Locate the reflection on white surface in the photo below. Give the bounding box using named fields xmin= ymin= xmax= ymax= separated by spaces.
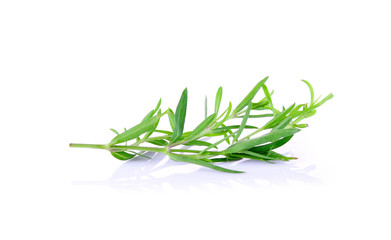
xmin=73 ymin=152 xmax=322 ymax=192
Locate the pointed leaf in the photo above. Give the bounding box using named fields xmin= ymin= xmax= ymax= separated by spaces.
xmin=262 ymin=84 xmax=275 ymax=113
xmin=110 ymin=116 xmax=159 ymax=145
xmin=272 ymin=117 xmax=293 ymax=130
xmin=167 ymin=108 xmax=175 ymax=131
xmin=216 ymin=101 xmax=231 ymax=120
xmin=215 ymin=101 xmax=232 ymax=128
xmin=233 ymin=76 xmax=268 ymax=114
xmin=262 ymin=103 xmax=296 ymax=129
xmin=210 ymin=156 xmax=243 ymax=162
xmin=184 ymin=140 xmax=216 ymax=148
xmin=184 ymin=113 xmax=216 ymax=141
xmin=200 ymin=130 xmax=238 ymax=154
xmin=153 ymin=98 xmax=162 ymax=115
xmin=141 ymin=110 xmax=154 ymax=122
xmin=248 ymin=135 xmax=293 ymax=153
xmin=233 ymin=102 xmax=252 ymax=143
xmin=110 ymin=128 xmax=119 ymax=135
xmin=153 ymin=129 xmax=173 ymax=135
xmin=111 ymin=151 xmax=135 ymax=160
xmin=224 ymin=128 xmax=300 ymax=154
xmin=146 ymin=139 xmax=168 ymax=146
xmin=313 ymin=93 xmax=333 ymax=108
xmin=215 ymin=87 xmax=223 ymax=114
xmin=171 ymin=88 xmax=188 ymax=143
xmin=302 ymin=80 xmax=314 ymax=105
xmin=213 ymin=125 xmax=257 ymax=132
xmin=237 ymin=114 xmax=274 ymax=118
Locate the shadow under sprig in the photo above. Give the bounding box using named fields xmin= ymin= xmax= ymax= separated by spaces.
xmin=73 ymin=152 xmax=322 ymax=192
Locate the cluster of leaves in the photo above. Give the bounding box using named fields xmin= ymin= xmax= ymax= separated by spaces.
xmin=70 ymin=77 xmax=333 ymax=173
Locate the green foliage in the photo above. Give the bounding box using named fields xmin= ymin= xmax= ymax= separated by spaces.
xmin=70 ymin=78 xmax=333 ymax=173
xmin=170 ymin=88 xmax=188 ymax=143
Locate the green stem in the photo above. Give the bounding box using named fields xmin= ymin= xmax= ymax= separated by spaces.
xmin=70 ymin=143 xmax=166 ymax=153
xmin=110 ymin=145 xmax=166 ymax=153
xmin=69 ymin=143 xmax=108 ymax=150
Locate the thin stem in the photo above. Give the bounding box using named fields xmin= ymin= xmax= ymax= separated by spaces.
xmin=69 ymin=143 xmax=108 ymax=150
xmin=110 ymin=145 xmax=166 ymax=153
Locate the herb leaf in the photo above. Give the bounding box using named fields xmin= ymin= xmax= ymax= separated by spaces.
xmin=224 ymin=128 xmax=300 ymax=154
xmin=233 ymin=76 xmax=268 ymax=114
xmin=184 ymin=113 xmax=216 ymax=142
xmin=111 ymin=151 xmax=135 ymax=160
xmin=215 ymin=86 xmax=223 ymax=114
xmin=170 ymin=88 xmax=188 ymax=143
xmin=110 ymin=116 xmax=159 ymax=145
xmin=233 ymin=102 xmax=252 ymax=143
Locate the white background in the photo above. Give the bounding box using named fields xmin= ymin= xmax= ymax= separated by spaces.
xmin=1 ymin=0 xmax=390 ymax=239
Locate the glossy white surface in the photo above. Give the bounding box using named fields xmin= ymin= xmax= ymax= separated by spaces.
xmin=1 ymin=0 xmax=390 ymax=239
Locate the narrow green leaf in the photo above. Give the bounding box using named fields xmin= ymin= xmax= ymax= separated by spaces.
xmin=153 ymin=98 xmax=162 ymax=115
xmin=110 ymin=116 xmax=159 ymax=145
xmin=111 ymin=151 xmax=135 ymax=160
xmin=184 ymin=113 xmax=216 ymax=141
xmin=231 ymin=151 xmax=293 ymax=161
xmin=241 ymin=151 xmax=293 ymax=161
xmin=210 ymin=156 xmax=243 ymax=162
xmin=262 ymin=84 xmax=275 ymax=113
xmin=233 ymin=102 xmax=252 ymax=143
xmin=229 ymin=153 xmax=270 ymax=162
xmin=248 ymin=136 xmax=293 ymax=153
xmin=146 ymin=139 xmax=168 ymax=146
xmin=224 ymin=128 xmax=300 ymax=154
xmin=168 ymin=153 xmax=244 ymax=173
xmin=215 ymin=101 xmax=232 ymax=128
xmin=313 ymin=93 xmax=333 ymax=108
xmin=184 ymin=140 xmax=216 ymax=148
xmin=289 ymin=104 xmax=306 ymax=117
xmin=171 ymin=88 xmax=188 ymax=143
xmin=302 ymin=80 xmax=314 ymax=105
xmin=204 ymin=131 xmax=230 ymax=137
xmin=233 ymin=76 xmax=268 ymax=114
xmin=272 ymin=117 xmax=293 ymax=130
xmin=200 ymin=130 xmax=238 ymax=154
xmin=213 ymin=125 xmax=257 ymax=132
xmin=215 ymin=86 xmax=223 ymax=114
xmin=237 ymin=114 xmax=274 ymax=118
xmin=142 ymin=110 xmax=154 ymax=122
xmin=167 ymin=108 xmax=175 ymax=131
xmin=153 ymin=129 xmax=173 ymax=135
xmin=292 ymin=124 xmax=308 ymax=128
xmin=262 ymin=103 xmax=296 ymax=129
xmin=110 ymin=128 xmax=119 ymax=135
xmin=292 ymin=93 xmax=333 ymax=119
xmin=241 ymin=151 xmax=277 ymax=160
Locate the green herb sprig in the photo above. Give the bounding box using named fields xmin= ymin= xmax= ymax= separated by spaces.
xmin=70 ymin=77 xmax=333 ymax=173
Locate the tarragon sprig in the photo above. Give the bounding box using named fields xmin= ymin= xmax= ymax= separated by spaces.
xmin=70 ymin=77 xmax=333 ymax=173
